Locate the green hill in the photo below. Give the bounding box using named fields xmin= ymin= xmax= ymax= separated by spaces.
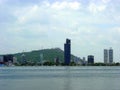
xmin=13 ymin=48 xmax=76 ymax=63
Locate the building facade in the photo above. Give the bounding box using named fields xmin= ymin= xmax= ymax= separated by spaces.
xmin=88 ymin=55 xmax=94 ymax=64
xmin=104 ymin=48 xmax=113 ymax=64
xmin=109 ymin=48 xmax=113 ymax=64
xmin=104 ymin=49 xmax=108 ymax=64
xmin=64 ymin=39 xmax=71 ymax=65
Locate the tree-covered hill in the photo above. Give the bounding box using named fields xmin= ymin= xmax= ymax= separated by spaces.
xmin=13 ymin=48 xmax=76 ymax=63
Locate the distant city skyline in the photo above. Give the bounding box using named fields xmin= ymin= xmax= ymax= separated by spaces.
xmin=0 ymin=0 xmax=120 ymax=62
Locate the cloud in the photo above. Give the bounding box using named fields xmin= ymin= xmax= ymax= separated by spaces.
xmin=50 ymin=1 xmax=81 ymax=10
xmin=115 ymin=27 xmax=120 ymax=33
xmin=13 ymin=1 xmax=81 ymax=24
xmin=88 ymin=2 xmax=106 ymax=14
xmin=102 ymin=0 xmax=111 ymax=3
xmin=14 ymin=5 xmax=39 ymax=23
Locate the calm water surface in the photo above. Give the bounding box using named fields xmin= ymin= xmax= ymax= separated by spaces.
xmin=0 ymin=66 xmax=120 ymax=90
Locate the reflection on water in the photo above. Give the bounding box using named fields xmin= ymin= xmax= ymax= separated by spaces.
xmin=64 ymin=67 xmax=71 ymax=90
xmin=0 ymin=66 xmax=120 ymax=90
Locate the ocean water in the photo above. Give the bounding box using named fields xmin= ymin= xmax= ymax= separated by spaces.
xmin=0 ymin=66 xmax=120 ymax=90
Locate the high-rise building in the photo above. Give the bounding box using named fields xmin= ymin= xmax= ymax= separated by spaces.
xmin=104 ymin=49 xmax=108 ymax=64
xmin=103 ymin=48 xmax=113 ymax=64
xmin=109 ymin=48 xmax=113 ymax=64
xmin=64 ymin=39 xmax=71 ymax=65
xmin=88 ymin=55 xmax=94 ymax=64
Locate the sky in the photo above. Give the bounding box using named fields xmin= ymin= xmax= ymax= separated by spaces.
xmin=0 ymin=0 xmax=120 ymax=62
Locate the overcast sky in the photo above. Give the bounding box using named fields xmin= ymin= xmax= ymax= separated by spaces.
xmin=0 ymin=0 xmax=120 ymax=62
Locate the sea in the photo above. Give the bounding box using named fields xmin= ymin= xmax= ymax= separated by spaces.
xmin=0 ymin=66 xmax=120 ymax=90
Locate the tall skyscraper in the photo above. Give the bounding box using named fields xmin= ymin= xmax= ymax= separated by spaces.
xmin=64 ymin=39 xmax=71 ymax=65
xmin=109 ymin=48 xmax=113 ymax=64
xmin=87 ymin=55 xmax=94 ymax=64
xmin=104 ymin=49 xmax=108 ymax=64
xmin=103 ymin=48 xmax=113 ymax=64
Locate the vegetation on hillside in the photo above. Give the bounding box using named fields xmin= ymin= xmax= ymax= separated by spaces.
xmin=13 ymin=48 xmax=76 ymax=63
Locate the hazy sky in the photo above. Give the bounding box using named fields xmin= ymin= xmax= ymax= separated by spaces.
xmin=0 ymin=0 xmax=120 ymax=62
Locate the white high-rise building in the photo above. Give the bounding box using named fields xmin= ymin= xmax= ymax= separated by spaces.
xmin=104 ymin=49 xmax=108 ymax=64
xmin=109 ymin=48 xmax=113 ymax=64
xmin=104 ymin=48 xmax=113 ymax=64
